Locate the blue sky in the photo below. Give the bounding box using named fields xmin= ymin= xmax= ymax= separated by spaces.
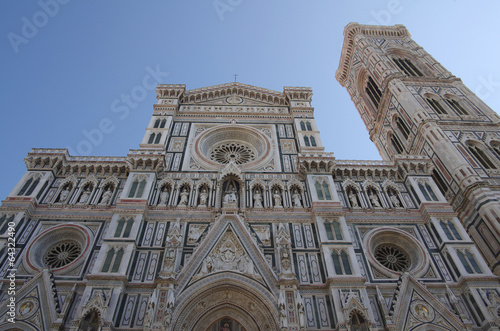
xmin=1 ymin=1 xmax=499 ymax=200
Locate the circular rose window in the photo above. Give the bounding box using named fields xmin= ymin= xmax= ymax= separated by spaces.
xmin=44 ymin=241 xmax=82 ymax=269
xmin=210 ymin=142 xmax=256 ymax=165
xmin=24 ymin=224 xmax=92 ymax=274
xmin=191 ymin=125 xmax=273 ymax=170
xmin=363 ymin=227 xmax=429 ymax=278
xmin=374 ymin=244 xmax=410 ymax=272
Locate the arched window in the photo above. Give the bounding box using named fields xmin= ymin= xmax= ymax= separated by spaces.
xmin=395 ymin=117 xmax=411 ymax=140
xmin=332 ymin=250 xmax=352 ymax=275
xmin=18 ymin=176 xmax=40 ymax=196
xmin=490 ymin=141 xmax=500 ymax=159
xmin=350 ymin=311 xmax=369 ymax=331
xmin=154 ymin=133 xmax=162 ymax=144
xmin=467 ymin=143 xmax=496 ymax=169
xmin=310 ymin=136 xmax=317 ymax=147
xmin=300 ymin=121 xmax=306 ymax=131
xmin=440 ymin=220 xmax=462 ymax=240
xmin=315 ymin=181 xmax=332 ymax=200
xmin=154 ymin=119 xmax=161 ymax=128
xmin=128 ymin=178 xmax=147 ymax=198
xmin=365 ymin=76 xmax=382 ymax=109
xmin=426 ymin=98 xmax=447 ymax=115
xmin=457 ymin=250 xmax=482 ymax=274
xmin=26 ymin=178 xmax=40 ymax=196
xmin=18 ymin=178 xmax=33 ymax=196
xmin=392 ymin=57 xmax=423 ymax=77
xmin=304 ymin=136 xmax=310 ymax=147
xmin=390 ymin=133 xmax=404 ymax=154
xmin=148 ymin=133 xmax=155 ymax=144
xmin=425 ymin=183 xmax=438 ymax=201
xmin=446 ymin=99 xmax=468 ymax=115
xmin=432 ymin=170 xmax=448 ymax=196
xmin=114 ymin=218 xmax=134 ymax=238
xmin=325 ymin=220 xmax=343 ymax=240
xmin=101 ymin=247 xmax=124 ymax=273
xmin=160 ymin=118 xmax=166 ymax=128
xmin=79 ymin=310 xmax=100 ymax=331
xmin=306 ymin=122 xmax=312 ymax=131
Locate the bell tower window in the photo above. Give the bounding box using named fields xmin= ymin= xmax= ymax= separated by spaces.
xmin=426 ymin=98 xmax=447 ymax=115
xmin=392 ymin=58 xmax=423 ymax=77
xmin=446 ymin=99 xmax=468 ymax=115
xmin=366 ymin=76 xmax=382 ymax=109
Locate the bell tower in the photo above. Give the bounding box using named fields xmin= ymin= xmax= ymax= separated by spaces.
xmin=337 ymin=23 xmax=500 ymax=275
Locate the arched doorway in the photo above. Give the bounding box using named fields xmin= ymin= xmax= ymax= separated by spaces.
xmin=172 ymin=276 xmax=278 ymax=331
xmin=207 ymin=317 xmax=246 ymax=331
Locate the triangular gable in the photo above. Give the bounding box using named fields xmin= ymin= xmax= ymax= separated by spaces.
xmin=388 ymin=273 xmax=465 ymax=331
xmin=0 ymin=269 xmax=62 ymax=330
xmin=175 ymin=214 xmax=278 ymax=295
xmin=180 ymin=82 xmax=288 ymax=107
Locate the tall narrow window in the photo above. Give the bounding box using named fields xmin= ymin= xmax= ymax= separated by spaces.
xmin=322 ymin=182 xmax=331 ymax=200
xmin=25 ymin=178 xmax=40 ymax=196
xmin=136 ymin=180 xmax=146 ymax=198
xmin=426 ymin=98 xmax=447 ymax=115
xmin=18 ymin=178 xmax=33 ymax=196
xmin=310 ymin=136 xmax=317 ymax=147
xmin=418 ymin=183 xmax=431 ymax=201
xmin=306 ymin=122 xmax=312 ymax=131
xmin=128 ymin=180 xmax=138 ymax=198
xmin=304 ymin=136 xmax=310 ymax=147
xmin=425 ymin=183 xmax=438 ymax=201
xmin=315 ymin=182 xmax=324 ymax=200
xmin=491 ymin=142 xmax=500 ymax=159
xmin=101 ymin=249 xmax=114 ymax=272
xmin=340 ymin=251 xmax=352 ymax=275
xmin=315 ymin=181 xmax=331 ymax=201
xmin=332 ymin=250 xmax=352 ymax=275
xmin=393 ymin=58 xmax=423 ymax=77
xmin=114 ymin=218 xmax=125 ymax=237
xmin=123 ymin=219 xmax=134 ymax=237
xmin=432 ymin=170 xmax=448 ymax=196
xmin=300 ymin=121 xmax=306 ymax=131
xmin=391 ymin=133 xmax=404 ymax=154
xmin=154 ymin=133 xmax=162 ymax=144
xmin=366 ymin=76 xmax=382 ymax=109
xmin=446 ymin=99 xmax=468 ymax=115
xmin=457 ymin=250 xmax=482 ymax=274
xmin=325 ymin=220 xmax=343 ymax=240
xmin=154 ymin=119 xmax=161 ymax=128
xmin=148 ymin=133 xmax=155 ymax=144
xmin=111 ymin=248 xmax=124 ymax=272
xmin=332 ymin=221 xmax=343 ymax=240
xmin=325 ymin=221 xmax=334 ymax=240
xmin=465 ymin=251 xmax=482 ymax=273
xmin=468 ymin=144 xmax=496 ymax=169
xmin=396 ymin=117 xmax=411 ymax=140
xmin=160 ymin=119 xmax=166 ymax=128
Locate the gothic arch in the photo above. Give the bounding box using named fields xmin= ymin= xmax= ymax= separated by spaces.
xmin=195 ymin=177 xmax=213 ymax=190
xmin=177 ymin=177 xmax=194 ymax=189
xmin=249 ymin=178 xmax=266 ymax=191
xmin=158 ymin=177 xmax=175 ymax=190
xmin=172 ymin=277 xmax=278 ymax=331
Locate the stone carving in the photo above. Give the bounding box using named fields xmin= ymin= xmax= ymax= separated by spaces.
xmin=198 ymin=188 xmax=208 ymax=207
xmin=187 ymin=224 xmax=207 ymax=245
xmin=196 ymin=231 xmax=258 ymax=278
xmin=223 ymin=183 xmax=238 ymax=206
xmin=276 ymin=224 xmax=294 ymax=277
xmin=99 ymin=188 xmax=112 ymax=205
xmin=368 ymin=189 xmax=381 ymax=207
xmin=58 ymin=185 xmax=71 ymax=203
xmin=296 ymin=291 xmax=306 ymax=330
xmin=253 ymin=188 xmax=263 ymax=208
xmin=78 ymin=187 xmax=91 ymax=204
xmin=252 ymin=225 xmax=271 ymax=246
xmin=278 ymin=291 xmax=288 ymax=330
xmin=158 ymin=189 xmax=169 ymax=206
xmin=292 ymin=189 xmax=302 ymax=207
xmin=348 ymin=190 xmax=358 ymax=208
xmin=273 ymin=189 xmax=282 ymax=208
xmin=389 ymin=190 xmax=401 ymax=207
xmin=178 ymin=188 xmax=189 ymax=206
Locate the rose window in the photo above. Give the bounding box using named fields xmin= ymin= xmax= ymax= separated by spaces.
xmin=374 ymin=244 xmax=410 ymax=272
xmin=210 ymin=143 xmax=256 ymax=165
xmin=44 ymin=241 xmax=82 ymax=268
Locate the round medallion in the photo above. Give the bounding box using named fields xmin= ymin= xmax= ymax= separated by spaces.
xmin=374 ymin=244 xmax=410 ymax=272
xmin=410 ymin=300 xmax=434 ymax=322
xmin=17 ymin=297 xmax=39 ymax=320
xmin=226 ymin=96 xmax=243 ymax=104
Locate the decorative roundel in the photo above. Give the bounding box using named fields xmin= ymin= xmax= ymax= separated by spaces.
xmin=192 ymin=125 xmax=273 ymax=170
xmin=24 ymin=224 xmax=92 ymax=274
xmin=44 ymin=241 xmax=82 ymax=269
xmin=16 ymin=297 xmax=39 ymax=320
xmin=374 ymin=244 xmax=410 ymax=272
xmin=363 ymin=227 xmax=429 ymax=278
xmin=210 ymin=142 xmax=256 ymax=165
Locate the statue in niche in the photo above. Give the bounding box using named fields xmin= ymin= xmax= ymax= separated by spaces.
xmin=58 ymin=185 xmax=71 ymax=203
xmin=78 ymin=186 xmax=91 ymax=204
xmin=292 ymin=188 xmax=302 ymax=207
xmin=99 ymin=187 xmax=112 ymax=205
xmin=198 ymin=187 xmax=208 ymax=207
xmin=178 ymin=187 xmax=189 ymax=206
xmin=348 ymin=189 xmax=358 ymax=208
xmin=223 ymin=182 xmax=238 ymax=205
xmin=388 ymin=189 xmax=401 ymax=207
xmin=273 ymin=189 xmax=282 ymax=207
xmin=158 ymin=187 xmax=169 ymax=206
xmin=253 ymin=188 xmax=263 ymax=208
xmin=368 ymin=189 xmax=381 ymax=207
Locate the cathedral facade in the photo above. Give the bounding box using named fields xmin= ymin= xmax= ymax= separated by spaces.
xmin=1 ymin=23 xmax=500 ymax=331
